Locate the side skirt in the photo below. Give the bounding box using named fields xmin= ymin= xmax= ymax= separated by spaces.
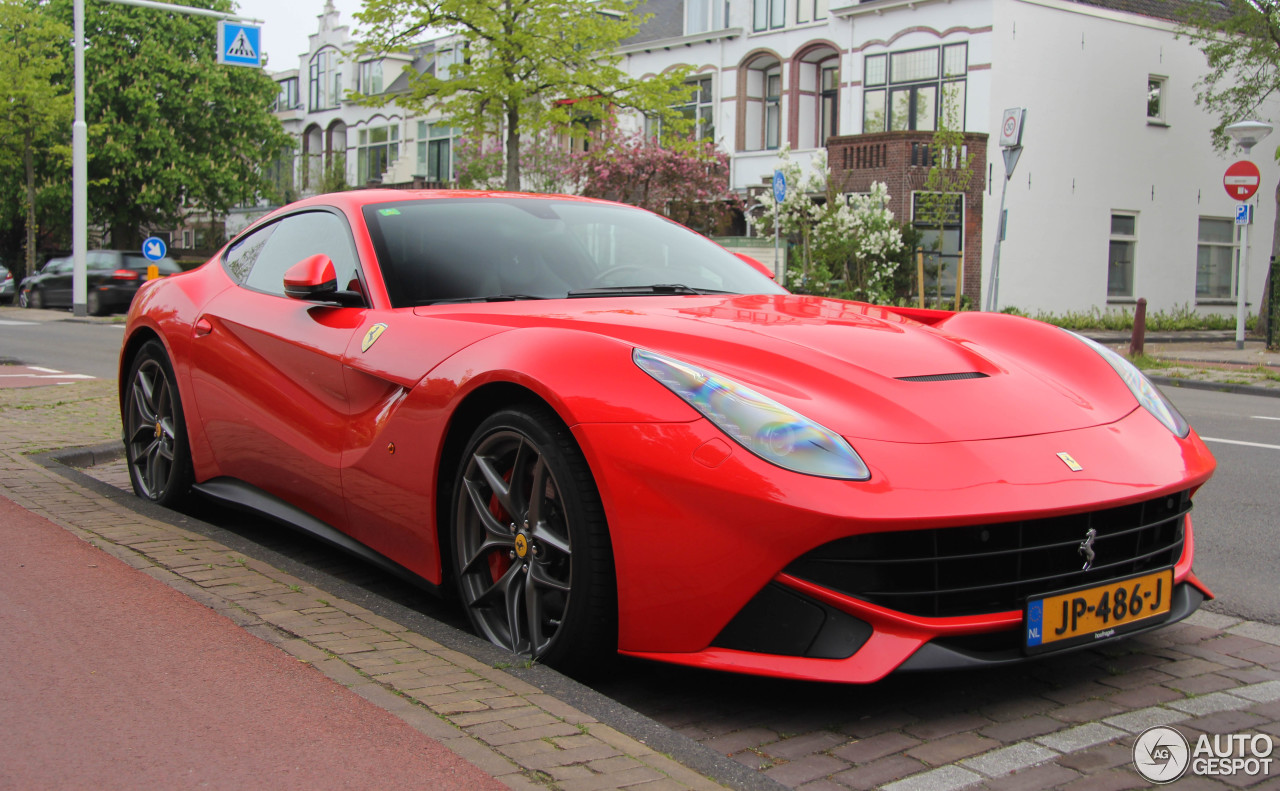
xmin=192 ymin=477 xmax=442 ymax=597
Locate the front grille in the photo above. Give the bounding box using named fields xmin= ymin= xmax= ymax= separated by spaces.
xmin=785 ymin=491 xmax=1189 ymax=618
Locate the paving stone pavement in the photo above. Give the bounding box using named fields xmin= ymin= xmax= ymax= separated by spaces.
xmin=0 ymin=378 xmax=732 ymax=791
xmin=4 ymin=363 xmax=1280 ymax=791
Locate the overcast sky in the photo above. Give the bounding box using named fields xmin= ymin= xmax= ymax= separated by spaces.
xmin=247 ymin=0 xmax=365 ymax=73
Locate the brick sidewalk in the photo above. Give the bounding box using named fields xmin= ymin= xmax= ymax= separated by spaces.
xmin=0 ymin=378 xmax=732 ymax=791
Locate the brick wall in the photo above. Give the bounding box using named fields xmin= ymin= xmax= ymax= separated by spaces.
xmin=828 ymin=131 xmax=989 ymax=306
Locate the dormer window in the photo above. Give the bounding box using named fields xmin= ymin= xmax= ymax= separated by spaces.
xmin=359 ymin=60 xmax=383 ymax=95
xmin=687 ymin=0 xmax=727 ymax=35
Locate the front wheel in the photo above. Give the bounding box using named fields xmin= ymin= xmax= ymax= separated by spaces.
xmin=28 ymin=288 xmax=43 ymax=310
xmin=451 ymin=405 xmax=616 ymax=674
xmin=123 ymin=340 xmax=193 ymax=507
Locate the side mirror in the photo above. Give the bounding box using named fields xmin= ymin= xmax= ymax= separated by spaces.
xmin=735 ymin=252 xmax=777 ymax=281
xmin=283 ymin=254 xmax=337 ymax=300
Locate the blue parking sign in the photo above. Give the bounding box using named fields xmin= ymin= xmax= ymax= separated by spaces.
xmin=1235 ymin=203 xmax=1253 ymax=226
xmin=217 ymin=21 xmax=262 ymax=68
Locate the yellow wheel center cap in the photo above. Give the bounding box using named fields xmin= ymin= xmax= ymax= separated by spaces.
xmin=154 ymin=421 xmax=163 ymax=439
xmin=514 ymin=534 xmax=529 ymax=559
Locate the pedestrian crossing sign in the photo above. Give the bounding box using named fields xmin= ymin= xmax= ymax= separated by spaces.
xmin=217 ymin=21 xmax=262 ymax=68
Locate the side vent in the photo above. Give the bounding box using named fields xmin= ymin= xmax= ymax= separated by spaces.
xmin=896 ymin=372 xmax=989 ymax=383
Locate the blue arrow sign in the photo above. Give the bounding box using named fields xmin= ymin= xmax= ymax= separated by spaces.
xmin=142 ymin=237 xmax=167 ymax=261
xmin=217 ymin=21 xmax=262 ymax=68
xmin=772 ymin=170 xmax=787 ymax=203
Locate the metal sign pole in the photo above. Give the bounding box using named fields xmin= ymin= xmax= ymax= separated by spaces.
xmin=70 ymin=0 xmax=262 ymax=316
xmin=1237 ymin=211 xmax=1250 ymax=350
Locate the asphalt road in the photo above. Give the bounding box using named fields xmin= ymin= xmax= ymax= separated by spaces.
xmin=1163 ymin=386 xmax=1280 ymax=625
xmin=0 ymin=310 xmax=124 ymax=380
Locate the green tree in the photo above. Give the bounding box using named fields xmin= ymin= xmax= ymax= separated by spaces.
xmin=355 ymin=0 xmax=695 ymax=191
xmin=1181 ymin=0 xmax=1280 ymax=339
xmin=0 ymin=0 xmax=72 ymax=282
xmin=47 ymin=0 xmax=291 ymax=249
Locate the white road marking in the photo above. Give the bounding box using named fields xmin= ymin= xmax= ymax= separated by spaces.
xmin=28 ymin=366 xmax=62 ymax=373
xmin=1251 ymin=416 xmax=1280 ymax=421
xmin=0 ymin=373 xmax=95 ymax=380
xmin=1201 ymin=437 xmax=1280 ymax=451
xmin=0 ymin=319 xmax=36 ymax=326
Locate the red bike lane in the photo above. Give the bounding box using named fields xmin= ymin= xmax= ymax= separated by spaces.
xmin=0 ymin=495 xmax=503 ymax=791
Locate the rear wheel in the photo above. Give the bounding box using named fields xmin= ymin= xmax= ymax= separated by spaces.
xmin=28 ymin=288 xmax=43 ymax=310
xmin=451 ymin=405 xmax=616 ymax=674
xmin=86 ymin=290 xmax=104 ymax=316
xmin=123 ymin=340 xmax=193 ymax=507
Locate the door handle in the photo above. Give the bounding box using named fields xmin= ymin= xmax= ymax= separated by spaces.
xmin=194 ymin=317 xmax=213 ymax=337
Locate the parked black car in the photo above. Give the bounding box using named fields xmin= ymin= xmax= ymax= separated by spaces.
xmin=0 ymin=265 xmax=14 ymax=304
xmin=19 ymin=251 xmax=180 ymax=315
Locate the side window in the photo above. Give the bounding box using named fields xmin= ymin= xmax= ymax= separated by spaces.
xmin=225 ymin=211 xmax=362 ymax=298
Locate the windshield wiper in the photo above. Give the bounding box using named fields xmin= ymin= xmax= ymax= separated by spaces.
xmin=566 ymin=284 xmax=730 ymax=298
xmin=419 ymin=294 xmax=549 ymax=305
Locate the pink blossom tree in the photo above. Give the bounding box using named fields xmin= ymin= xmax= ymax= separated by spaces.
xmin=569 ymin=123 xmax=740 ymax=234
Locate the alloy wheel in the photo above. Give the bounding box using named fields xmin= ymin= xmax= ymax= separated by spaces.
xmin=125 ymin=357 xmax=179 ymax=500
xmin=454 ymin=428 xmax=574 ymax=659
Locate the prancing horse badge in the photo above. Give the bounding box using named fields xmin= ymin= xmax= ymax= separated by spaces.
xmin=1056 ymin=452 xmax=1083 ymax=472
xmin=362 ymin=323 xmax=388 ymax=352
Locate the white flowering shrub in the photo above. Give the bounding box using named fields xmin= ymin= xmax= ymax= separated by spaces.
xmin=752 ymin=148 xmax=903 ymax=303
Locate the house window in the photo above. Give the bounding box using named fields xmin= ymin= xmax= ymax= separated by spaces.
xmin=436 ymin=46 xmax=459 ymax=80
xmin=820 ymin=65 xmax=838 ymax=144
xmin=796 ymin=0 xmax=827 ymax=23
xmin=1196 ymin=217 xmax=1235 ymax=299
xmin=275 ymin=77 xmax=299 ymax=111
xmin=863 ymin=43 xmax=968 ymax=133
xmin=765 ymin=72 xmax=782 ymax=149
xmin=687 ymin=0 xmax=727 ymax=34
xmin=1148 ymin=75 xmax=1167 ymax=124
xmin=1108 ymin=212 xmax=1137 ymax=298
xmin=754 ymin=0 xmax=785 ymax=31
xmin=912 ymin=192 xmax=964 ymax=302
xmin=357 ymin=124 xmax=400 ymax=184
xmin=309 ymin=49 xmax=341 ymax=111
xmin=358 ymin=60 xmax=383 ymax=95
xmin=683 ymin=76 xmax=715 ymax=142
xmin=646 ymin=76 xmax=715 ymax=143
xmin=416 ymin=122 xmax=454 ymax=181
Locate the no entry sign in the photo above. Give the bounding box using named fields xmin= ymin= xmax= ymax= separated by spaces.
xmin=1224 ymin=161 xmax=1261 ymax=201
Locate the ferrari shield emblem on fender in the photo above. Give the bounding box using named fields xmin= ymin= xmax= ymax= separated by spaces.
xmin=361 ymin=323 xmax=388 ymax=352
xmin=1056 ymin=452 xmax=1083 ymax=472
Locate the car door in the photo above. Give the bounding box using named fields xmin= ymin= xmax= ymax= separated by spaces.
xmin=187 ymin=209 xmax=368 ymax=531
xmin=41 ymin=258 xmax=74 ymax=307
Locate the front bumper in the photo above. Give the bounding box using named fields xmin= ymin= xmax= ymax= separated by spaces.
xmin=573 ymin=408 xmax=1216 ymax=683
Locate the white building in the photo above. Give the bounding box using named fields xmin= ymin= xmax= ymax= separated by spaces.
xmin=265 ymin=0 xmax=1278 ymax=316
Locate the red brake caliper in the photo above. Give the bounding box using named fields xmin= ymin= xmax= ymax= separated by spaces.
xmin=486 ymin=473 xmax=514 ymax=582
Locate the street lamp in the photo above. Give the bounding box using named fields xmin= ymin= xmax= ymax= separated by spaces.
xmin=1225 ymin=119 xmax=1273 ymax=350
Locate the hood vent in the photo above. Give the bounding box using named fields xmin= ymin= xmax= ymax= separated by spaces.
xmin=896 ymin=372 xmax=989 ymax=383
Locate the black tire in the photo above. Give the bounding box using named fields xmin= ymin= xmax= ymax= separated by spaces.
xmin=28 ymin=288 xmax=43 ymax=310
xmin=451 ymin=404 xmax=616 ymax=675
xmin=123 ymin=340 xmax=194 ymax=507
xmin=86 ymin=290 xmax=104 ymax=316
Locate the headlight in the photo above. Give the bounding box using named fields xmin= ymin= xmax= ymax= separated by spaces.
xmin=633 ymin=348 xmax=871 ymax=480
xmin=1069 ymin=331 xmax=1189 ymax=438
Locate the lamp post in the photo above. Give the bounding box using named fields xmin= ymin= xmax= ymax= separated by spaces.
xmin=1225 ymin=120 xmax=1273 ymax=350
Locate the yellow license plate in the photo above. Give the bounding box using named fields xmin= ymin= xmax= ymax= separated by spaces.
xmin=1025 ymin=568 xmax=1173 ymax=653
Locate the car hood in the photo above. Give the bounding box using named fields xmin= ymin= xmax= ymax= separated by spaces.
xmin=417 ymin=294 xmax=1139 ymax=444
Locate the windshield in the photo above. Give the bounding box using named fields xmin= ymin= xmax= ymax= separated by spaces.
xmin=363 ymin=197 xmax=785 ymax=307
